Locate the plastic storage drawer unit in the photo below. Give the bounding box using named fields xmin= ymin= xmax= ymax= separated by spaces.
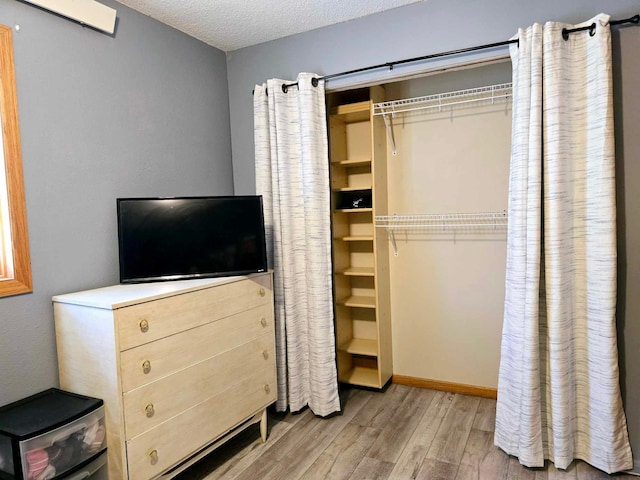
xmin=0 ymin=389 xmax=106 ymax=480
xmin=63 ymin=452 xmax=106 ymax=480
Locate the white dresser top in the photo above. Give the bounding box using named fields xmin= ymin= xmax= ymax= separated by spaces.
xmin=52 ymin=272 xmax=269 ymax=310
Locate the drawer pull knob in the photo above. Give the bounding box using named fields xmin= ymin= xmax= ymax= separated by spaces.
xmin=149 ymin=449 xmax=158 ymax=465
xmin=262 ymin=350 xmax=269 ymax=359
xmin=142 ymin=360 xmax=151 ymax=374
xmin=259 ymin=287 xmax=266 ymax=297
xmin=145 ymin=403 xmax=155 ymax=418
xmin=139 ymin=319 xmax=149 ymax=333
xmin=260 ymin=317 xmax=267 ymax=327
xmin=264 ymin=384 xmax=270 ymax=394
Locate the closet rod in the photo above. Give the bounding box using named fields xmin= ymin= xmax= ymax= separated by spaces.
xmin=278 ymin=39 xmax=517 ymax=93
xmin=265 ymin=13 xmax=639 ymax=94
xmin=562 ymin=14 xmax=639 ymax=39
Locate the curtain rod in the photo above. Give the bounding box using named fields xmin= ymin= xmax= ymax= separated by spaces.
xmin=255 ymin=14 xmax=638 ymax=95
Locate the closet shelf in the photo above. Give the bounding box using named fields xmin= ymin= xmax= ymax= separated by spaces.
xmin=331 ymin=101 xmax=371 ymax=122
xmin=339 ymin=338 xmax=378 ymax=356
xmin=373 ymin=82 xmax=512 ymax=155
xmin=331 ymin=158 xmax=372 ymax=167
xmin=336 ymin=208 xmax=373 ymax=213
xmin=376 ymin=211 xmax=507 ymax=230
xmin=376 ymin=211 xmax=508 ymax=255
xmin=340 ymin=295 xmax=376 ymax=309
xmin=373 ymin=83 xmax=512 ymax=117
xmin=338 ymin=267 xmax=375 ymax=277
xmin=339 ymin=235 xmax=374 ymax=242
xmin=339 ymin=366 xmax=379 ymax=388
xmin=333 ymin=186 xmax=372 ymax=192
xmin=330 ymin=86 xmax=390 ymax=390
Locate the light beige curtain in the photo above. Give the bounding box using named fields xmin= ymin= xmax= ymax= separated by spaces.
xmin=253 ymin=73 xmax=340 ymax=417
xmin=495 ymin=13 xmax=633 ymax=474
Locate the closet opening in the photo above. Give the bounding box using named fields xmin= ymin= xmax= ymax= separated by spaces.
xmin=326 ymin=59 xmax=512 ymax=395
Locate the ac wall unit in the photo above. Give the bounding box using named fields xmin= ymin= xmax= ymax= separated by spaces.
xmin=23 ymin=0 xmax=117 ymax=34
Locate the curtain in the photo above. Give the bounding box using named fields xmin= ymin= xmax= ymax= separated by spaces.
xmin=253 ymin=72 xmax=341 ymax=417
xmin=495 ymin=14 xmax=633 ymax=473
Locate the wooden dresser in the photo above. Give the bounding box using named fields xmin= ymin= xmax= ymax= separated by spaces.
xmin=52 ymin=272 xmax=276 ymax=480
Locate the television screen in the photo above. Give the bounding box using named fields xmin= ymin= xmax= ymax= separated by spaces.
xmin=117 ymin=196 xmax=268 ymax=284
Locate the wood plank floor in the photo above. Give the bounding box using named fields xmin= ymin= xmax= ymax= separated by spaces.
xmin=175 ymin=384 xmax=637 ymax=480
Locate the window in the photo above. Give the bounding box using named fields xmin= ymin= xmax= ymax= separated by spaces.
xmin=0 ymin=24 xmax=32 ymax=297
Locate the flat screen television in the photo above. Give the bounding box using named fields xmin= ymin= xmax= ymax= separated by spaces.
xmin=117 ymin=196 xmax=268 ymax=284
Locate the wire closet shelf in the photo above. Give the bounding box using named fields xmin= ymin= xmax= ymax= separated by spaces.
xmin=372 ymin=82 xmax=513 ymax=156
xmin=376 ymin=211 xmax=508 ymax=255
xmin=373 ymin=82 xmax=513 ymax=117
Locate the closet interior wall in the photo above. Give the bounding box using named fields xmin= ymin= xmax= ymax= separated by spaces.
xmin=384 ymin=62 xmax=513 ymax=389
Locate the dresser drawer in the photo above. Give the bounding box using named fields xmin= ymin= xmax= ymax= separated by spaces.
xmin=126 ymin=372 xmax=277 ymax=480
xmin=117 ymin=274 xmax=272 ymax=351
xmin=122 ymin=332 xmax=275 ymax=440
xmin=120 ymin=303 xmax=273 ymax=392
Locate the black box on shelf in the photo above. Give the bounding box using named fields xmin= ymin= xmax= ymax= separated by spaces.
xmin=0 ymin=389 xmax=106 ymax=480
xmin=335 ymin=189 xmax=372 ymax=210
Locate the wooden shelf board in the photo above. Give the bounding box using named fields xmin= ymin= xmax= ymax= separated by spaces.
xmin=335 ymin=208 xmax=372 ymax=213
xmin=331 ymin=101 xmax=371 ymax=122
xmin=333 ymin=186 xmax=372 ymax=192
xmin=339 ymin=338 xmax=378 ymax=356
xmin=340 ymin=236 xmax=373 ymax=242
xmin=339 ymin=366 xmax=380 ymax=388
xmin=341 ymin=295 xmax=376 ymax=309
xmin=338 ymin=267 xmax=375 ymax=277
xmin=331 ymin=159 xmax=372 ymax=167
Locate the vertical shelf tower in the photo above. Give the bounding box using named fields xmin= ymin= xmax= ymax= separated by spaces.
xmin=328 ymin=86 xmax=391 ymax=389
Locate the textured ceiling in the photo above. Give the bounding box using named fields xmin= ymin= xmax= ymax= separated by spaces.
xmin=114 ymin=0 xmax=425 ymax=52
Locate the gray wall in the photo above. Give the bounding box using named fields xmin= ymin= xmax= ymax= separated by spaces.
xmin=0 ymin=1 xmax=233 ymax=406
xmin=226 ymin=0 xmax=640 ymax=470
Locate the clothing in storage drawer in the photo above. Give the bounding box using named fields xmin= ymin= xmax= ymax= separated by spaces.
xmin=126 ymin=372 xmax=277 ymax=480
xmin=0 ymin=389 xmax=106 ymax=480
xmin=122 ymin=332 xmax=276 ymax=439
xmin=117 ymin=274 xmax=272 ymax=350
xmin=119 ymin=303 xmax=274 ymax=392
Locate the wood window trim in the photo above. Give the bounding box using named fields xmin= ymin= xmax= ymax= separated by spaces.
xmin=0 ymin=25 xmax=32 ymax=297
